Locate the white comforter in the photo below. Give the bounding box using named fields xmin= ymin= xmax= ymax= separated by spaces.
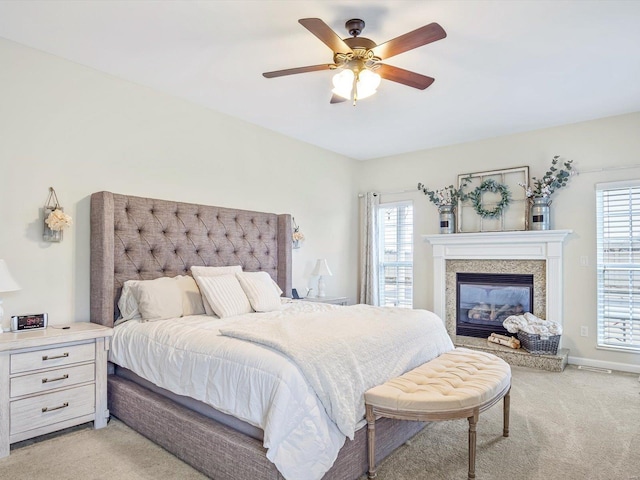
xmin=220 ymin=304 xmax=454 ymax=439
xmin=109 ymin=301 xmax=453 ymax=480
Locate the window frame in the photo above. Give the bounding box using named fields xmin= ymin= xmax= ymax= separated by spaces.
xmin=596 ymin=179 xmax=640 ymax=352
xmin=377 ymin=200 xmax=414 ymax=308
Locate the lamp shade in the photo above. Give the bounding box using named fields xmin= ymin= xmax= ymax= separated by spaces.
xmin=311 ymin=259 xmax=332 ymax=277
xmin=0 ymin=260 xmax=20 ymax=293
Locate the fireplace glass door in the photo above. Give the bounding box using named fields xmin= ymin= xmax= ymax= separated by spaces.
xmin=456 ymin=273 xmax=533 ymax=338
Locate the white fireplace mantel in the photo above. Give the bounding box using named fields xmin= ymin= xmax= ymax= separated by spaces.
xmin=423 ymin=230 xmax=572 ymax=328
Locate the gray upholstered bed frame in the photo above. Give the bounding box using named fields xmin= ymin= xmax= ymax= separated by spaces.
xmin=90 ymin=191 xmax=424 ymax=480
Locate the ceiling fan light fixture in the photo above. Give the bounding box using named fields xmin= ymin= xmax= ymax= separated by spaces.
xmin=264 ymin=18 xmax=446 ymax=105
xmin=331 ymin=68 xmax=381 ymax=103
xmin=356 ymin=69 xmax=381 ymax=99
xmin=331 ymin=69 xmax=355 ymax=99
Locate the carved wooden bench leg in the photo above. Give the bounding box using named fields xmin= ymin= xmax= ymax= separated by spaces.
xmin=467 ymin=409 xmax=479 ymax=480
xmin=503 ymin=387 xmax=511 ymax=437
xmin=366 ymin=404 xmax=378 ymax=479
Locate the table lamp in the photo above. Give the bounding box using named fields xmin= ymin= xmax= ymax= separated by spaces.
xmin=0 ymin=260 xmax=21 ymax=333
xmin=311 ymin=259 xmax=332 ymax=298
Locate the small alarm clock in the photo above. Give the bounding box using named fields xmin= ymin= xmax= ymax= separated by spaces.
xmin=11 ymin=313 xmax=48 ymax=331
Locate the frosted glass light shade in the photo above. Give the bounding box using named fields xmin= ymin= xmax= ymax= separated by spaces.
xmin=332 ymin=69 xmax=381 ymax=101
xmin=332 ymin=69 xmax=355 ymax=99
xmin=356 ymin=69 xmax=381 ymax=99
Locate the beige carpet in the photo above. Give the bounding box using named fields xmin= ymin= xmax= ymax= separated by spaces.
xmin=4 ymin=417 xmax=206 ymax=480
xmin=3 ymin=365 xmax=639 ymax=480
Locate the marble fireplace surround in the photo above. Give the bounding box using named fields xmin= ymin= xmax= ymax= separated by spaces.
xmin=423 ymin=230 xmax=572 ymax=344
xmin=445 ymin=259 xmax=546 ymax=337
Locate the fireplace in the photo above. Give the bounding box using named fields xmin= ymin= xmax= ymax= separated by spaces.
xmin=423 ymin=230 xmax=571 ymax=344
xmin=456 ymin=272 xmax=533 ymax=338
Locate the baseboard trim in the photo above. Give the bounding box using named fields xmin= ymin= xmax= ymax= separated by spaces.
xmin=568 ymin=356 xmax=640 ymax=374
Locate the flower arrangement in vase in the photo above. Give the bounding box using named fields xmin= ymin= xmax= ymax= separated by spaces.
xmin=43 ymin=187 xmax=72 ymax=242
xmin=45 ymin=208 xmax=73 ymax=231
xmin=519 ymin=156 xmax=574 ymax=200
xmin=518 ymin=156 xmax=575 ymax=230
xmin=417 ymin=181 xmax=468 ymax=208
xmin=418 ymin=178 xmax=471 ymax=233
xmin=292 ymin=217 xmax=304 ymax=248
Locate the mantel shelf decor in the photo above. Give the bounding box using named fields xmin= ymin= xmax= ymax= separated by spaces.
xmin=519 ymin=156 xmax=575 ymax=231
xmin=466 ymin=179 xmax=511 ymax=218
xmin=43 ymin=187 xmax=72 ymax=242
xmin=457 ymin=166 xmax=529 ymax=233
xmin=418 ymin=178 xmax=470 ymax=234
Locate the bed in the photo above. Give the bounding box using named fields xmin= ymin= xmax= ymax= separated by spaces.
xmin=89 ymin=191 xmax=451 ymax=480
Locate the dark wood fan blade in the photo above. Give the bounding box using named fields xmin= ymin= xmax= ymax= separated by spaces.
xmin=263 ymin=64 xmax=333 ymax=78
xmin=371 ymin=23 xmax=446 ymax=60
xmin=299 ymin=18 xmax=353 ymax=53
xmin=330 ymin=94 xmax=347 ymax=104
xmin=376 ymin=64 xmax=435 ymax=90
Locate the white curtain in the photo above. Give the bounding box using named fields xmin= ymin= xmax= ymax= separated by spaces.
xmin=359 ymin=192 xmax=380 ymax=305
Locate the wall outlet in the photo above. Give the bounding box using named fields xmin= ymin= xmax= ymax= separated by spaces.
xmin=580 ymin=326 xmax=588 ymax=337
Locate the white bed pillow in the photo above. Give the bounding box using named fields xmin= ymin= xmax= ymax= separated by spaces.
xmin=116 ymin=275 xmax=206 ymax=324
xmin=174 ymin=275 xmax=206 ymax=316
xmin=272 ymin=279 xmax=283 ymax=296
xmin=129 ymin=276 xmax=183 ymax=322
xmin=236 ymin=271 xmax=282 ymax=312
xmin=191 ymin=265 xmax=243 ymax=315
xmin=195 ymin=274 xmax=253 ymax=318
xmin=116 ymin=281 xmax=143 ymax=325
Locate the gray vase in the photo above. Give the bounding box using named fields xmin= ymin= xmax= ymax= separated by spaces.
xmin=529 ymin=197 xmax=551 ymax=230
xmin=438 ymin=205 xmax=455 ymax=234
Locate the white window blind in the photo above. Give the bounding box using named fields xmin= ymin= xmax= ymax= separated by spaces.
xmin=596 ymin=181 xmax=640 ymax=351
xmin=378 ymin=201 xmax=413 ymax=308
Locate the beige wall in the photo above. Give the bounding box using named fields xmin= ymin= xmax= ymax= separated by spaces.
xmin=2 ymin=38 xmax=639 ymax=372
xmin=357 ymin=112 xmax=640 ymax=372
xmin=0 ymin=39 xmax=359 ymax=324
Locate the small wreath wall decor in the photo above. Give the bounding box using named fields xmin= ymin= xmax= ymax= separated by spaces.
xmin=466 ymin=179 xmax=511 ymax=218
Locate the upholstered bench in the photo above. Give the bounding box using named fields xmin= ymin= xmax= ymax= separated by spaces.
xmin=364 ymin=348 xmax=511 ymax=479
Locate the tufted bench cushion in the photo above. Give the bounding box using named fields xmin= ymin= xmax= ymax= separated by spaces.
xmin=365 ymin=348 xmax=511 ymax=414
xmin=364 ymin=348 xmax=511 ymax=479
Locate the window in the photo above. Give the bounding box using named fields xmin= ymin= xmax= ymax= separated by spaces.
xmin=378 ymin=201 xmax=413 ymax=308
xmin=596 ymin=181 xmax=640 ymax=351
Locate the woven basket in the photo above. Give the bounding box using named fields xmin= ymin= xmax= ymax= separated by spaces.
xmin=517 ymin=331 xmax=560 ymax=355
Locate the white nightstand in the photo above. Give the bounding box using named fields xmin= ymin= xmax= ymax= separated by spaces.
xmin=302 ymin=296 xmax=349 ymax=306
xmin=0 ymin=322 xmax=113 ymax=458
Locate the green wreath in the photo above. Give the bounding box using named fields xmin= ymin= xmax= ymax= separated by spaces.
xmin=466 ymin=179 xmax=511 ymax=218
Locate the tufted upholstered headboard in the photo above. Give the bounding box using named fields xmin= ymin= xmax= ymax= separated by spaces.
xmin=90 ymin=191 xmax=292 ymax=327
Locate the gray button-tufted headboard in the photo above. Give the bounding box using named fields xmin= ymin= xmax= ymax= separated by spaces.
xmin=90 ymin=191 xmax=292 ymax=327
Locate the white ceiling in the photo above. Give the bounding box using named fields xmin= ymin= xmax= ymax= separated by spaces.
xmin=1 ymin=0 xmax=640 ymax=160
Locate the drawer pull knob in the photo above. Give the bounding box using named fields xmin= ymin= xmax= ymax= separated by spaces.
xmin=42 ymin=402 xmax=69 ymax=413
xmin=42 ymin=352 xmax=69 ymax=361
xmin=42 ymin=374 xmax=69 ymax=384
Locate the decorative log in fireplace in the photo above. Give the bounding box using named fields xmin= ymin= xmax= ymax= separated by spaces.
xmin=456 ymin=272 xmax=534 ymax=338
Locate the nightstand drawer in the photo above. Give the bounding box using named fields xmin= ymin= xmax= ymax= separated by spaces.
xmin=10 ymin=363 xmax=95 ymax=398
xmin=10 ymin=343 xmax=95 ymax=374
xmin=10 ymin=384 xmax=95 ymax=436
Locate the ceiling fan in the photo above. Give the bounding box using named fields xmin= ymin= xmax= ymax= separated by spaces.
xmin=263 ymin=18 xmax=446 ymax=105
